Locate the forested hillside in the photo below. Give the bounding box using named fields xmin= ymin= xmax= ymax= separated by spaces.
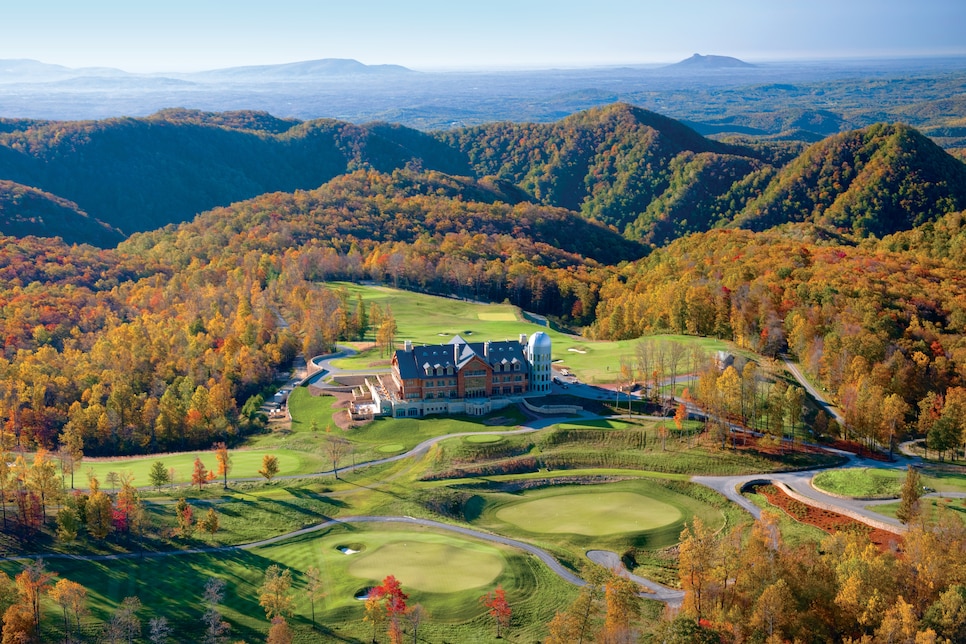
xmin=735 ymin=123 xmax=966 ymax=237
xmin=2 ymin=104 xmax=965 ymax=247
xmin=0 ymin=169 xmax=640 ymax=455
xmin=0 ymin=111 xmax=469 ymax=237
xmin=590 ymin=224 xmax=966 ymax=451
xmin=2 ymin=105 xmax=966 ymax=460
xmin=0 ymin=180 xmax=122 ymax=246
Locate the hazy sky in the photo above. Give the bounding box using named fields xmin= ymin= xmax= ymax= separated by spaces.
xmin=3 ymin=0 xmax=964 ymax=72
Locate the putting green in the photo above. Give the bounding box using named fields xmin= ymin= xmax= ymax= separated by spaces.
xmin=377 ymin=444 xmax=405 ymax=453
xmin=477 ymin=311 xmax=517 ymax=321
xmin=495 ymin=491 xmax=682 ymax=536
xmin=348 ymin=539 xmax=504 ymax=593
xmin=464 ymin=434 xmax=503 ymax=444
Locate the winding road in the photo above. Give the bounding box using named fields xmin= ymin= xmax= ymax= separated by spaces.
xmin=15 ymin=350 xmax=948 ymax=612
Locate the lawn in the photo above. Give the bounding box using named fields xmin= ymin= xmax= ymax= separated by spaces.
xmin=811 ymin=468 xmax=903 ymax=499
xmin=74 ymin=448 xmax=326 ymax=489
xmin=812 ymin=466 xmax=966 ymax=498
xmin=867 ymin=497 xmax=966 ymax=521
xmin=286 ymin=386 xmax=527 ymax=463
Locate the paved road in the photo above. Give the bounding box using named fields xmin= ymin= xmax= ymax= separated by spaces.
xmin=1 ymin=515 xmax=586 ymax=588
xmin=782 ymin=356 xmax=845 ymax=427
xmin=586 ymin=550 xmax=684 ymax=607
xmin=40 ymin=359 xmax=945 ymax=606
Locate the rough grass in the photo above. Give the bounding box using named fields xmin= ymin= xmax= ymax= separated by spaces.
xmin=425 ymin=421 xmax=841 ymax=481
xmin=811 ymin=468 xmax=903 ymax=498
xmin=813 ymin=467 xmax=966 ymax=498
xmin=869 ymin=497 xmax=966 ymax=521
xmin=75 ymin=448 xmax=324 ymax=489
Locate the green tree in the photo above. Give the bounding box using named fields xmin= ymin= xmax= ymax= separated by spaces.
xmin=896 ymin=465 xmax=924 ymax=525
xmin=199 ymin=507 xmax=219 ymax=538
xmin=55 ymin=505 xmax=81 ymax=543
xmin=148 ymin=461 xmax=169 ymax=492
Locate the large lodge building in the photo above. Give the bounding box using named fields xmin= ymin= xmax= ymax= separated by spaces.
xmin=371 ymin=332 xmax=552 ymax=417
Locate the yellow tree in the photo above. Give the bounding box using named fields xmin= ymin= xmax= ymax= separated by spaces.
xmin=602 ymin=573 xmax=640 ymax=643
xmin=679 ymin=517 xmax=716 ymax=621
xmin=213 ymin=442 xmax=231 ymax=489
xmin=716 ymin=365 xmax=742 ymax=420
xmin=15 ymin=560 xmax=56 ymax=636
xmin=86 ymin=476 xmax=113 ymax=540
xmin=259 ymin=565 xmax=294 ymax=620
xmin=258 ymin=454 xmax=279 ymax=481
xmin=750 ymin=579 xmax=794 ymax=641
xmin=48 ymin=578 xmax=87 ymax=643
xmin=1 ymin=603 xmax=34 ymax=644
xmin=57 ymin=426 xmax=84 ymax=489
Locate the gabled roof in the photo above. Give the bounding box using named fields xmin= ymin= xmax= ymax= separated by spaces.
xmin=394 ymin=336 xmax=530 ymax=380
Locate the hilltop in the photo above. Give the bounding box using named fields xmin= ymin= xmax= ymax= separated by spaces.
xmin=2 ymin=104 xmax=965 ymax=247
xmin=666 ymin=53 xmax=755 ymax=69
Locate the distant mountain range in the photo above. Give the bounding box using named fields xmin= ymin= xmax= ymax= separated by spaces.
xmin=1 ymin=103 xmax=965 ymax=248
xmin=1 ymin=56 xmax=965 ymax=147
xmin=0 ymin=57 xmax=414 ymax=85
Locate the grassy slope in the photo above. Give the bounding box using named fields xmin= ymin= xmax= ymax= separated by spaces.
xmin=326 ymin=282 xmax=731 ymax=383
xmin=812 ymin=467 xmax=966 ymax=498
xmin=13 ymin=282 xmax=857 ymax=640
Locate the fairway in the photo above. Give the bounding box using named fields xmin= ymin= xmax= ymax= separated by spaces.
xmin=75 ymin=448 xmax=322 ymax=488
xmin=495 ymin=491 xmax=682 ymax=536
xmin=326 ymin=282 xmax=733 ymax=383
xmin=348 ymin=539 xmax=505 ymax=593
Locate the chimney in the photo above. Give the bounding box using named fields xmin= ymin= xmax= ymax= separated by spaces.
xmin=404 ymin=340 xmax=413 ymax=352
xmin=454 ymin=342 xmax=459 ymax=363
xmin=484 ymin=341 xmax=491 ymax=357
xmin=519 ymin=333 xmax=527 ymax=345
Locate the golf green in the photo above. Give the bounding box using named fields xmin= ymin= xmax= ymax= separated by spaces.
xmin=495 ymin=491 xmax=682 ymax=536
xmin=464 ymin=434 xmax=503 ymax=444
xmin=348 ymin=539 xmax=504 ymax=593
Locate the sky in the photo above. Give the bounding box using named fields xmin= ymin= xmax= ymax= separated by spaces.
xmin=2 ymin=0 xmax=964 ymax=73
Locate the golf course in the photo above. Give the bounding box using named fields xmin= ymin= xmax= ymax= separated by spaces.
xmin=3 ymin=283 xmax=911 ymax=642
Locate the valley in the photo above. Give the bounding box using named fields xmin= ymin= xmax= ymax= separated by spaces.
xmin=0 ymin=54 xmax=965 ymax=641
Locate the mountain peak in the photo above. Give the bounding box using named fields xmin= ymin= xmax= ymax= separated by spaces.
xmin=668 ymin=53 xmax=755 ymax=69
